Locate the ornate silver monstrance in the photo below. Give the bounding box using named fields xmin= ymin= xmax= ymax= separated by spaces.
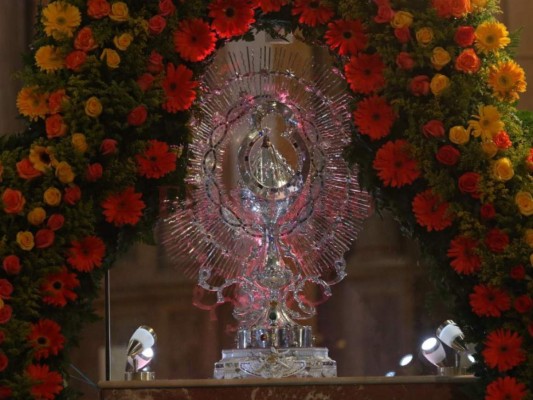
xmin=161 ymin=42 xmax=370 ymax=378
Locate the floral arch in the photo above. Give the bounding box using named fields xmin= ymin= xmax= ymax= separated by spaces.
xmin=0 ymin=0 xmax=532 ymax=399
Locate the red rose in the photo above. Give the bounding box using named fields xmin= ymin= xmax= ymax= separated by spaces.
xmin=485 ymin=228 xmax=509 ymax=253
xmin=136 ymin=73 xmax=154 ymax=92
xmin=65 ymin=50 xmax=87 ymax=71
xmin=514 ymin=295 xmax=533 ymax=313
xmin=526 ymin=149 xmax=533 ymax=172
xmin=422 ymin=119 xmax=445 ymax=138
xmin=410 ymin=75 xmax=430 ymax=96
xmin=45 ymin=114 xmax=68 ymax=139
xmin=100 ymin=139 xmax=118 ymax=155
xmin=480 ymin=203 xmax=495 ymax=220
xmin=0 ymin=352 xmax=7 ymax=373
xmin=64 ymin=186 xmax=81 ymax=205
xmin=2 ymin=188 xmax=25 ymax=214
xmin=455 ymin=48 xmax=480 ymax=73
xmin=0 ymin=386 xmax=12 ymax=399
xmin=394 ymin=27 xmax=411 ymax=43
xmin=2 ymin=255 xmax=21 ymax=275
xmin=35 ymin=229 xmax=55 ymax=249
xmin=86 ymin=163 xmax=103 ymax=182
xmin=48 ymin=89 xmax=67 ymax=114
xmin=510 ymin=265 xmax=525 ymax=280
xmin=374 ymin=5 xmax=394 ymax=23
xmin=159 ymin=0 xmax=176 ymax=16
xmin=127 ymin=105 xmax=148 ymax=126
xmin=148 ymin=15 xmax=167 ymax=35
xmin=147 ymin=50 xmax=164 ymax=74
xmin=0 ymin=305 xmax=12 ymax=324
xmin=74 ymin=27 xmax=98 ymax=52
xmin=436 ymin=145 xmax=460 ymax=166
xmin=0 ymin=279 xmax=13 ymax=299
xmin=494 ymin=131 xmax=512 ymax=149
xmin=16 ymin=158 xmax=42 ymax=180
xmin=87 ymin=0 xmax=110 ymax=19
xmin=47 ymin=214 xmax=65 ymax=231
xmin=458 ymin=172 xmax=481 ymax=198
xmin=396 ymin=52 xmax=415 ymax=70
xmin=454 ymin=26 xmax=475 ymax=47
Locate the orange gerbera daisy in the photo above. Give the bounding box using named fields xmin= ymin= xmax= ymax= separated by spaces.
xmin=174 ymin=19 xmax=217 ymax=62
xmin=67 ymin=236 xmax=106 ymax=272
xmin=292 ymin=0 xmax=334 ymax=27
xmin=447 ymin=236 xmax=481 ymax=275
xmin=488 ymin=60 xmax=527 ymax=102
xmin=101 ymin=187 xmax=145 ymax=226
xmin=373 ymin=140 xmax=420 ymax=187
xmin=482 ymin=329 xmax=526 ymax=372
xmin=353 ymin=95 xmax=395 ymax=140
xmin=162 ymin=63 xmax=198 ymax=112
xmin=259 ymin=0 xmax=287 ymax=13
xmin=28 ymin=319 xmax=65 ymax=360
xmin=469 ymin=284 xmax=511 ymax=317
xmin=26 ymin=364 xmax=63 ymax=400
xmin=136 ymin=140 xmax=177 ymax=179
xmin=344 ymin=53 xmax=385 ymax=94
xmin=208 ymin=0 xmax=255 ymax=39
xmin=325 ymin=19 xmax=367 ymax=56
xmin=16 ymin=87 xmax=49 ymax=121
xmin=412 ymin=189 xmax=453 ymax=232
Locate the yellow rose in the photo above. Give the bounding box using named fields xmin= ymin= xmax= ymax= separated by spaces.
xmin=430 ymin=74 xmax=450 ymax=96
xmin=113 ymin=33 xmax=133 ymax=51
xmin=481 ymin=141 xmax=498 ymax=158
xmin=27 ymin=207 xmax=46 ymax=225
xmin=391 ymin=11 xmax=413 ymax=28
xmin=16 ymin=231 xmax=34 ymax=251
xmin=109 ymin=2 xmax=129 ymax=22
xmin=525 ymin=229 xmax=533 ymax=248
xmin=71 ymin=133 xmax=88 ymax=153
xmin=492 ymin=157 xmax=514 ymax=181
xmin=416 ymin=27 xmax=434 ymax=46
xmin=85 ymin=96 xmax=102 ymax=117
xmin=55 ymin=161 xmax=75 ymax=184
xmin=44 ymin=187 xmax=62 ymax=206
xmin=100 ymin=48 xmax=121 ymax=69
xmin=431 ymin=47 xmax=451 ymax=70
xmin=515 ymin=191 xmax=533 ymax=216
xmin=449 ymin=126 xmax=470 ymax=145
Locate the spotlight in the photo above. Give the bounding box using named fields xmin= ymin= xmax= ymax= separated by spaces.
xmin=436 ymin=320 xmax=467 ymax=352
xmin=399 ymin=354 xmax=413 ymax=367
xmin=125 ymin=325 xmax=157 ymax=381
xmin=384 ymin=371 xmax=396 ymax=377
xmin=420 ymin=337 xmax=447 ymax=367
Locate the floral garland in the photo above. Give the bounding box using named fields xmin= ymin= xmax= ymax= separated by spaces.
xmin=0 ymin=0 xmax=531 ymax=399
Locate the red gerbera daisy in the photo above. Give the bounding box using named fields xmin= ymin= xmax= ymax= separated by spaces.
xmin=162 ymin=63 xmax=198 ymax=113
xmin=447 ymin=236 xmax=481 ymax=275
xmin=469 ymin=284 xmax=511 ymax=317
xmin=174 ymin=19 xmax=217 ymax=62
xmin=28 ymin=319 xmax=65 ymax=360
xmin=27 ymin=364 xmax=63 ymax=400
xmin=412 ymin=189 xmax=453 ymax=232
xmin=345 ymin=53 xmax=385 ymax=94
xmin=291 ymin=0 xmax=334 ymax=27
xmin=325 ymin=19 xmax=367 ymax=56
xmin=353 ymin=95 xmax=395 ymax=140
xmin=208 ymin=0 xmax=255 ymax=38
xmin=41 ymin=267 xmax=80 ymax=307
xmin=101 ymin=187 xmax=146 ymax=227
xmin=485 ymin=377 xmax=527 ymax=400
xmin=67 ymin=236 xmax=106 ymax=272
xmin=482 ymin=329 xmax=526 ymax=372
xmin=373 ymin=140 xmax=420 ymax=187
xmin=259 ymin=0 xmax=287 ymax=13
xmin=136 ymin=140 xmax=177 ymax=179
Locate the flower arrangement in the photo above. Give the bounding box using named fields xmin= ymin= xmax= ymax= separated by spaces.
xmin=0 ymin=0 xmax=531 ymax=399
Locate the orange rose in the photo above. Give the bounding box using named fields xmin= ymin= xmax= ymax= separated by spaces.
xmin=45 ymin=114 xmax=68 ymax=139
xmin=48 ymin=89 xmax=67 ymax=114
xmin=2 ymin=189 xmax=26 ymax=214
xmin=455 ymin=48 xmax=481 ymax=73
xmin=74 ymin=27 xmax=98 ymax=51
xmin=16 ymin=158 xmax=43 ymax=180
xmin=87 ymin=0 xmax=110 ymax=19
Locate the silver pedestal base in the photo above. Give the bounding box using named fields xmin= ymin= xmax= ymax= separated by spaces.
xmin=214 ymin=347 xmax=337 ymax=379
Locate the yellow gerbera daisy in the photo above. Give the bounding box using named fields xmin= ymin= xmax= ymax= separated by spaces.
xmin=35 ymin=45 xmax=65 ymax=73
xmin=29 ymin=145 xmax=57 ymax=172
xmin=488 ymin=60 xmax=527 ymax=102
xmin=42 ymin=1 xmax=81 ymax=40
xmin=475 ymin=22 xmax=510 ymax=54
xmin=468 ymin=105 xmax=504 ymax=140
xmin=16 ymin=87 xmax=49 ymax=121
